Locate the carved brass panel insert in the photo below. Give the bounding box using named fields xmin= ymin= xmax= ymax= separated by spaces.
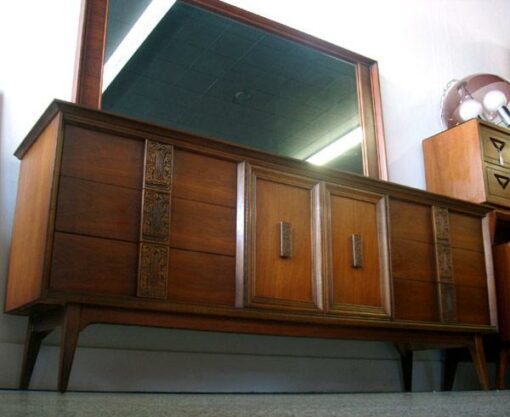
xmin=432 ymin=206 xmax=450 ymax=243
xmin=144 ymin=140 xmax=173 ymax=190
xmin=138 ymin=140 xmax=173 ymax=299
xmin=351 ymin=234 xmax=364 ymax=269
xmin=432 ymin=206 xmax=456 ymax=322
xmin=138 ymin=243 xmax=169 ymax=299
xmin=435 ymin=242 xmax=453 ymax=281
xmin=438 ymin=283 xmax=457 ymax=323
xmin=142 ymin=189 xmax=170 ymax=242
xmin=279 ymin=222 xmax=292 ymax=258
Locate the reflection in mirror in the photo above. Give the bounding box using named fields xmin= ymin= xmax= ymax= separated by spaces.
xmin=102 ymin=0 xmax=363 ymax=174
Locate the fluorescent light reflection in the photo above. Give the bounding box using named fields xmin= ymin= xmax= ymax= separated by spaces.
xmin=306 ymin=126 xmax=363 ymax=166
xmin=103 ymin=0 xmax=177 ymax=92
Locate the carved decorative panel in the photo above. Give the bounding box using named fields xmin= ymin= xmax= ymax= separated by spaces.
xmin=432 ymin=206 xmax=450 ymax=242
xmin=144 ymin=140 xmax=173 ymax=190
xmin=142 ymin=189 xmax=170 ymax=241
xmin=137 ymin=243 xmax=169 ymax=299
xmin=435 ymin=242 xmax=453 ymax=282
xmin=438 ymin=283 xmax=457 ymax=323
xmin=432 ymin=206 xmax=457 ymax=323
xmin=137 ymin=140 xmax=173 ymax=299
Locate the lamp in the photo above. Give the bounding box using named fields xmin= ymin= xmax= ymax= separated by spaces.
xmin=483 ymin=90 xmax=510 ymax=127
xmin=440 ymin=74 xmax=510 ymax=129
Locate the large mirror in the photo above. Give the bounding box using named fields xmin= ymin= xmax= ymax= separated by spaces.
xmin=75 ymin=0 xmax=387 ymax=178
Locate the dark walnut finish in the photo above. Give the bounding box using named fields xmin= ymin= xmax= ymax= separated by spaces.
xmin=6 ymin=101 xmax=496 ymax=392
xmin=424 ymin=121 xmax=510 ymax=388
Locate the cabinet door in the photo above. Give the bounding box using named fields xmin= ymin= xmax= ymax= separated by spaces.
xmin=237 ymin=164 xmax=322 ymax=312
xmin=323 ymin=184 xmax=390 ymax=318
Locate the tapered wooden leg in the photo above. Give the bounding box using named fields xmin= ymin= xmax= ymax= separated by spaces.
xmin=496 ymin=344 xmax=509 ymax=390
xmin=442 ymin=348 xmax=460 ymax=391
xmin=395 ymin=344 xmax=413 ymax=392
xmin=58 ymin=305 xmax=82 ymax=393
xmin=468 ymin=335 xmax=489 ymax=390
xmin=19 ymin=317 xmax=52 ymax=389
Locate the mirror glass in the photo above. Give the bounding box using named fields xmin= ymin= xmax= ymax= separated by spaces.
xmin=102 ymin=0 xmax=363 ymax=174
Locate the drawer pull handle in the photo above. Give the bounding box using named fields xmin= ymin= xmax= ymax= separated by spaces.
xmin=495 ymin=173 xmax=510 ymax=190
xmin=490 ymin=137 xmax=505 ymax=165
xmin=351 ymin=234 xmax=364 ymax=268
xmin=279 ymin=222 xmax=292 ymax=258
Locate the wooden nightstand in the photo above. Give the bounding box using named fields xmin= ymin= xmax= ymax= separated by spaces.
xmin=424 ymin=119 xmax=510 ymax=207
xmin=424 ymin=120 xmax=510 ymax=388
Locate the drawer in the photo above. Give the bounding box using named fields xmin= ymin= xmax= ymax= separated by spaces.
xmin=451 ymin=247 xmax=487 ymax=288
xmin=391 ymin=239 xmax=436 ymax=282
xmin=389 ymin=199 xmax=434 ymax=243
xmin=481 ymin=125 xmax=510 ymax=166
xmin=456 ymin=285 xmax=491 ymax=326
xmin=485 ymin=164 xmax=510 ymax=205
xmin=393 ymin=279 xmax=439 ymax=322
xmin=61 ymin=124 xmax=145 ymax=189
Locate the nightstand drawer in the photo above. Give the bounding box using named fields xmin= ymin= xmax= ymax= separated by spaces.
xmin=481 ymin=125 xmax=510 ymax=166
xmin=486 ymin=165 xmax=510 ymax=204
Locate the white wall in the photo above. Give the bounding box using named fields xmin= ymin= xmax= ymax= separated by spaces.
xmin=1 ymin=0 xmax=509 ymax=392
xmin=225 ymin=0 xmax=510 ymax=189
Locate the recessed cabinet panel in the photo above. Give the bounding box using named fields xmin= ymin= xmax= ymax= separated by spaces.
xmin=324 ymin=185 xmax=390 ymax=318
xmin=237 ymin=164 xmax=321 ymax=312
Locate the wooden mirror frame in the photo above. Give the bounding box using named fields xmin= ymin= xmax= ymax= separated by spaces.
xmin=74 ymin=0 xmax=388 ymax=179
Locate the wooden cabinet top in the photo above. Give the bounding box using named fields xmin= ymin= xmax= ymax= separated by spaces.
xmin=17 ymin=100 xmax=490 ymax=217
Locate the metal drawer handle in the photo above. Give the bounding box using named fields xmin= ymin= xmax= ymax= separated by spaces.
xmin=490 ymin=137 xmax=506 ymax=165
xmin=279 ymin=222 xmax=292 ymax=258
xmin=494 ymin=173 xmax=510 ymax=190
xmin=351 ymin=234 xmax=364 ymax=268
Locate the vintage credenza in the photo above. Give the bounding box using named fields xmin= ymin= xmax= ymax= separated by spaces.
xmin=5 ymin=101 xmax=497 ymax=392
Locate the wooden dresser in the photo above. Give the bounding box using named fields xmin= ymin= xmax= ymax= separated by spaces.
xmin=424 ymin=119 xmax=510 ymax=388
xmin=6 ymin=101 xmax=497 ymax=392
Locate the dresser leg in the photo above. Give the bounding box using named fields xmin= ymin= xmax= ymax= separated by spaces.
xmin=496 ymin=344 xmax=509 ymax=390
xmin=58 ymin=305 xmax=82 ymax=393
xmin=19 ymin=318 xmax=52 ymax=389
xmin=395 ymin=344 xmax=413 ymax=392
xmin=442 ymin=348 xmax=460 ymax=391
xmin=469 ymin=335 xmax=490 ymax=390
xmin=19 ymin=309 xmax=65 ymax=390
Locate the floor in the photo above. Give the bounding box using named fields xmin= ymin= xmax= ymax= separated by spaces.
xmin=1 ymin=390 xmax=510 ymax=417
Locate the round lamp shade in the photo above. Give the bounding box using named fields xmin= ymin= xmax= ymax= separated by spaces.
xmin=441 ymin=74 xmax=510 ymax=129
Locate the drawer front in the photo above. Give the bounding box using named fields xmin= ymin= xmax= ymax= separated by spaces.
xmin=324 ymin=185 xmax=390 ymax=318
xmin=485 ymin=164 xmax=510 ymax=205
xmin=481 ymin=125 xmax=510 ymax=166
xmin=62 ymin=124 xmax=144 ymax=188
xmin=237 ymin=164 xmax=322 ymax=312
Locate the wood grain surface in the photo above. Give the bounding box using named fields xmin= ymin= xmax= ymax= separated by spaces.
xmin=423 ymin=119 xmax=486 ymax=203
xmin=56 ymin=176 xmax=141 ymax=242
xmin=250 ymin=176 xmax=319 ymax=310
xmin=493 ymin=243 xmax=510 ymax=340
xmin=393 ymin=279 xmax=439 ymax=322
xmin=327 ymin=190 xmax=384 ymax=313
xmin=170 ymin=197 xmax=236 ymax=256
xmin=167 ymin=249 xmax=235 ymax=306
xmin=5 ymin=116 xmax=60 ymax=312
xmin=50 ymin=232 xmax=138 ymax=296
xmin=173 ymin=149 xmax=237 ymax=207
xmin=61 ymin=124 xmax=144 ymax=188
